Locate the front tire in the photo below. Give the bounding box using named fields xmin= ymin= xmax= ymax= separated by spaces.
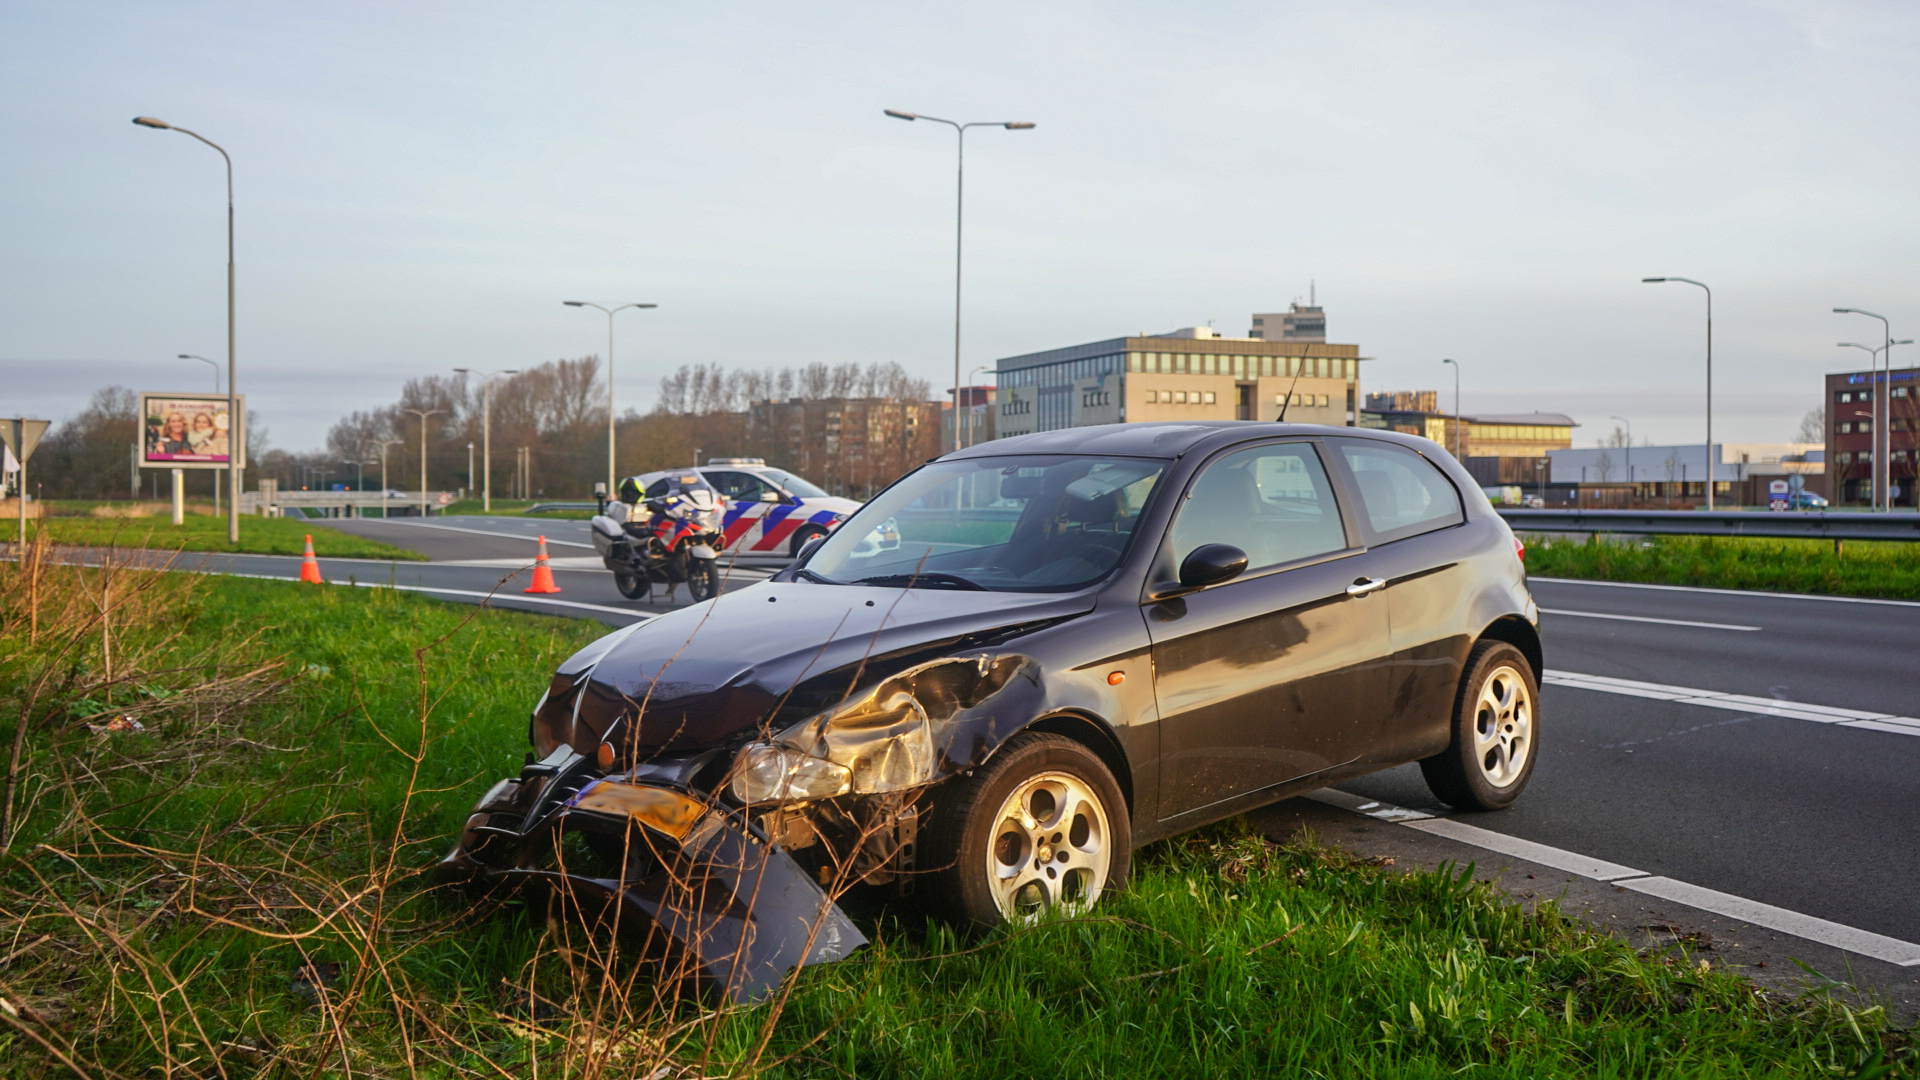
xmin=789 ymin=525 xmax=829 ymax=559
xmin=1419 ymin=640 xmax=1539 ymax=811
xmin=687 ymin=558 xmax=722 ymax=601
xmin=921 ymin=732 xmax=1130 ymax=930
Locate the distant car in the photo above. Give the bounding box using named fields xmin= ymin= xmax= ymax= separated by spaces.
xmin=1789 ymin=491 xmax=1828 ymax=510
xmin=627 ymin=460 xmax=861 ymax=557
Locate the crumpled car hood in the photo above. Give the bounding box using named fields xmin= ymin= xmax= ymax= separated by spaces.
xmin=552 ymin=582 xmax=1093 ymax=756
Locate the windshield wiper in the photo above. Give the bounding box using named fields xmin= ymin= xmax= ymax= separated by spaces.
xmin=851 ymin=572 xmax=988 ymax=591
xmin=792 ymin=568 xmax=838 ymax=585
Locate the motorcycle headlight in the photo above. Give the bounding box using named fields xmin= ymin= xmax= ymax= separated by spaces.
xmin=730 ymin=744 xmax=852 ymax=804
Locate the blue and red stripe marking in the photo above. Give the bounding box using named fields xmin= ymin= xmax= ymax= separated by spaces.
xmin=752 ymin=508 xmax=840 ymax=552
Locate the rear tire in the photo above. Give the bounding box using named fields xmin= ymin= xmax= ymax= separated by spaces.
xmin=1419 ymin=640 xmax=1539 ymax=811
xmin=920 ymin=732 xmax=1130 ymax=931
xmin=612 ymin=566 xmax=648 ymax=600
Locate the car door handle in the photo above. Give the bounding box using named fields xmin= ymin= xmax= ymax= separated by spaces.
xmin=1346 ymin=577 xmax=1386 ymax=598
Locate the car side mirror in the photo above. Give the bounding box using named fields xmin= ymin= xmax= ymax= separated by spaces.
xmin=760 ymin=490 xmax=782 ymax=503
xmin=1178 ymin=544 xmax=1249 ymax=589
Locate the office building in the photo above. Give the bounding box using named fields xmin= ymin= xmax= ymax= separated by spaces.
xmin=993 ymin=319 xmax=1362 ymax=439
xmin=1360 ymin=392 xmax=1575 ymax=484
xmin=940 ymin=385 xmax=996 ymax=450
xmin=1827 ymin=365 xmax=1918 ymax=507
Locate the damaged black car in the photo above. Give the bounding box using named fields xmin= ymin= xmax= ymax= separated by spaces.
xmin=439 ymin=422 xmax=1541 ymax=999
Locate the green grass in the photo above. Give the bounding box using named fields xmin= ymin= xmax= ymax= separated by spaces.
xmin=0 ymin=570 xmax=1911 ymax=1077
xmin=1525 ymin=534 xmax=1920 ymax=601
xmin=27 ymin=513 xmax=426 ymax=560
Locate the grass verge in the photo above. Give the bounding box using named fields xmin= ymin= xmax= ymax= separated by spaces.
xmin=0 ymin=547 xmax=1911 ymax=1077
xmin=1524 ymin=533 xmax=1920 ymax=601
xmin=26 ymin=513 xmax=425 ymax=560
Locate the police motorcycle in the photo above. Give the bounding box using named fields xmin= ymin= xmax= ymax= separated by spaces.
xmin=590 ymin=472 xmax=726 ymax=602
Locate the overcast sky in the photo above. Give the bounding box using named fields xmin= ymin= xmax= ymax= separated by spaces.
xmin=4 ymin=0 xmax=1918 ymax=452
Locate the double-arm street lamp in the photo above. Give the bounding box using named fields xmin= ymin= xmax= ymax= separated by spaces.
xmin=563 ymin=302 xmax=657 ymax=496
xmin=884 ymin=109 xmax=1037 ymax=452
xmin=1834 ymin=307 xmax=1899 ymax=511
xmin=1609 ymin=415 xmax=1633 ymax=492
xmin=453 ymin=367 xmax=518 ymax=512
xmin=1440 ymin=358 xmax=1462 ymax=460
xmin=1835 ymin=332 xmax=1911 ymax=510
xmin=134 ymin=116 xmax=239 ymax=543
xmin=404 ymin=409 xmax=443 ymax=518
xmin=1642 ymin=277 xmax=1715 ymax=510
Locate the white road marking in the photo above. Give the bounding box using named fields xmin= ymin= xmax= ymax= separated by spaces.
xmin=439 ymin=556 xmax=613 ymax=571
xmin=1307 ymin=789 xmax=1920 ymax=967
xmin=1545 ymin=670 xmax=1920 ymax=736
xmin=371 ymin=519 xmax=597 ymax=548
xmin=162 ymin=566 xmax=658 ymax=621
xmin=1539 ymin=608 xmax=1759 ymax=631
xmin=1531 ymin=576 xmax=1920 ymax=609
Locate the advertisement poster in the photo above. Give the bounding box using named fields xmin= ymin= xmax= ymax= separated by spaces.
xmin=140 ymin=392 xmax=245 ymax=469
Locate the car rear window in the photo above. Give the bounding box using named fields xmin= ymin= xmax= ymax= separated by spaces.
xmin=1336 ymin=440 xmax=1463 ymax=543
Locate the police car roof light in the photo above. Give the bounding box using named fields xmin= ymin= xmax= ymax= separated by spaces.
xmin=705 ymin=457 xmax=766 ymax=467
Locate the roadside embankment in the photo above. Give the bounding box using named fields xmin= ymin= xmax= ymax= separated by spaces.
xmin=1522 ymin=533 xmax=1920 ymax=601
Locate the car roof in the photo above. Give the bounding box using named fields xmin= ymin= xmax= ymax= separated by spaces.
xmin=943 ymin=421 xmax=1418 ymax=461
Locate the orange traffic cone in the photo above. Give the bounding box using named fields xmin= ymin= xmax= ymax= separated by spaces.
xmin=524 ymin=535 xmax=562 ymax=594
xmin=299 ymin=534 xmax=324 ymax=584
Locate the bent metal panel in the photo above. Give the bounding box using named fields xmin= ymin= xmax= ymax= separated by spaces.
xmin=139 ymin=392 xmax=246 ymax=469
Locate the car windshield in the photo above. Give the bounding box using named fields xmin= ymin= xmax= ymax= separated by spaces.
xmin=761 ymin=469 xmax=829 ymax=498
xmin=802 ymin=455 xmax=1168 ymax=592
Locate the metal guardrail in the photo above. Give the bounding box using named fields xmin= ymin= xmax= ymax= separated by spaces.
xmin=526 ymin=502 xmax=599 ymax=514
xmin=1498 ymin=508 xmax=1920 ymax=542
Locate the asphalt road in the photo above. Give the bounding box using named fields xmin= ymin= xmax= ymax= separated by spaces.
xmin=1340 ymin=576 xmax=1920 ymax=948
xmin=162 ymin=519 xmax=1920 ymax=999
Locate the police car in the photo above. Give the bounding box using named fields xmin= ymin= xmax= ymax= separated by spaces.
xmin=624 ymin=459 xmax=870 ymax=558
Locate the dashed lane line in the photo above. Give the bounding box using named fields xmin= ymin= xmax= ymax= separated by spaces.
xmin=1546 ymin=670 xmax=1920 ymax=736
xmin=1306 ymin=788 xmax=1920 ymax=966
xmin=1539 ymin=608 xmax=1759 ymax=631
xmin=1530 ymin=576 xmax=1920 ymax=609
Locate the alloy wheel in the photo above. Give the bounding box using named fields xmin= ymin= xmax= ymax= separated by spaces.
xmin=1473 ymin=664 xmax=1533 ymax=788
xmin=985 ymin=770 xmax=1112 ymax=921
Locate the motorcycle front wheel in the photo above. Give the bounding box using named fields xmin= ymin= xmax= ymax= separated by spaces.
xmin=687 ymin=558 xmax=722 ymax=602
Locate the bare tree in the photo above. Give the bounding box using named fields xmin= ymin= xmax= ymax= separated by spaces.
xmin=1796 ymin=405 xmax=1826 ymax=444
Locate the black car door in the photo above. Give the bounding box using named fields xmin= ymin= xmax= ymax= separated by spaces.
xmin=1145 ymin=439 xmax=1394 ymax=821
xmin=1326 ymin=437 xmax=1473 ymax=763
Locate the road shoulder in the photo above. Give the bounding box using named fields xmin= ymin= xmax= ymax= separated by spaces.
xmin=1249 ymin=795 xmax=1920 ymax=1022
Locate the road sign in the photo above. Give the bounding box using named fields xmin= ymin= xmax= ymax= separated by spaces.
xmin=1 ymin=418 xmax=49 ymax=467
xmin=437 ymin=491 xmax=454 ymax=506
xmin=1769 ymin=478 xmax=1790 ymax=512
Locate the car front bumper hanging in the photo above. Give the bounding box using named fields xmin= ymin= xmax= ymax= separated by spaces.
xmin=439 ymin=748 xmax=866 ymax=1002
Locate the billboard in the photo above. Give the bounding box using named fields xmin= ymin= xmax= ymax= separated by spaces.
xmin=140 ymin=392 xmax=246 ymax=469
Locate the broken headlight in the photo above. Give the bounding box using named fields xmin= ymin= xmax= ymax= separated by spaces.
xmin=731 ymin=744 xmax=852 ymax=803
xmin=728 ymin=654 xmax=1028 ymax=806
xmin=730 ymin=690 xmax=936 ymax=805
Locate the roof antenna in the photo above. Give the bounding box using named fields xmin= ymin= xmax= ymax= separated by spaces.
xmin=1310 ymin=279 xmax=1316 ymax=306
xmin=1276 ymin=358 xmax=1307 ymax=422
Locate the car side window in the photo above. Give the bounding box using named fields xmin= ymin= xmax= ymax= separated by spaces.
xmin=1336 ymin=440 xmax=1463 ymax=542
xmin=1171 ymin=442 xmax=1348 ymax=573
xmin=705 ymin=470 xmax=768 ymax=501
xmin=643 ymin=478 xmax=671 ymax=499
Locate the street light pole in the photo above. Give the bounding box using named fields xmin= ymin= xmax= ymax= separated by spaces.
xmin=453 ymin=367 xmax=517 ymax=512
xmin=884 ymin=109 xmax=1036 ymax=453
xmin=1835 ymin=310 xmax=1897 ymax=512
xmin=1835 ymin=338 xmax=1910 ymax=509
xmin=135 ymin=117 xmax=238 ymax=543
xmin=405 ymin=408 xmax=443 ymax=518
xmin=1440 ymin=358 xmax=1462 ymax=460
xmin=563 ymin=301 xmax=657 ymax=497
xmin=1609 ymin=415 xmax=1632 ymax=503
xmin=1642 ymin=277 xmax=1714 ymax=510
xmin=179 ymin=353 xmax=221 ymax=515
